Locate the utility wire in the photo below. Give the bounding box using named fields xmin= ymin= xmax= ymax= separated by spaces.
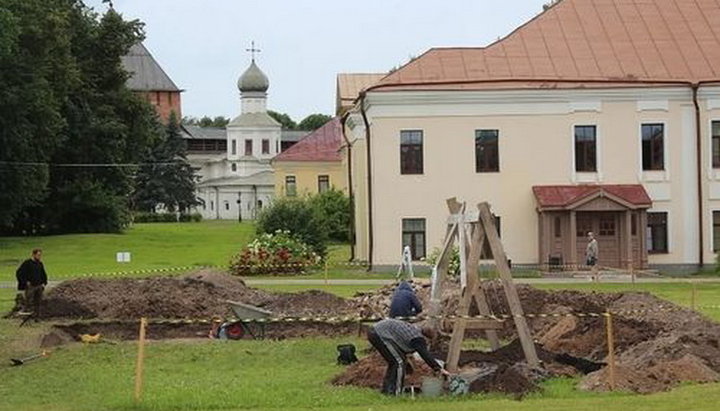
xmin=0 ymin=160 xmax=188 ymax=168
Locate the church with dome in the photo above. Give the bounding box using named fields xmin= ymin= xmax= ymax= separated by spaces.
xmin=193 ymin=54 xmax=282 ymax=220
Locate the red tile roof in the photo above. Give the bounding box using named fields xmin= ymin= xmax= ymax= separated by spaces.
xmin=533 ymin=184 xmax=652 ymax=209
xmin=273 ymin=117 xmax=343 ymax=162
xmin=375 ymin=0 xmax=720 ymax=92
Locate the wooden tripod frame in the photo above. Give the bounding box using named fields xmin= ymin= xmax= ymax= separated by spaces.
xmin=429 ymin=199 xmax=539 ymax=372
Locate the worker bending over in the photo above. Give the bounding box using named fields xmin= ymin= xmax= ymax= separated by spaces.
xmin=367 ymin=318 xmax=449 ymax=395
xmin=389 ymin=281 xmax=422 ymax=319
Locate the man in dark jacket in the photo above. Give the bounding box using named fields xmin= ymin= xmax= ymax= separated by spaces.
xmin=389 ymin=281 xmax=423 ymax=319
xmin=16 ymin=248 xmax=48 ymax=316
xmin=367 ymin=318 xmax=448 ymax=395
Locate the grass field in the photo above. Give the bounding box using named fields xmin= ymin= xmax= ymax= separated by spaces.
xmin=2 ymin=282 xmax=720 ymax=410
xmin=0 ymin=221 xmax=255 ymax=281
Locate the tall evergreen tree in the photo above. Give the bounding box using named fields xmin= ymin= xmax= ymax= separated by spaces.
xmin=133 ymin=113 xmax=200 ymax=214
xmin=0 ymin=1 xmax=163 ymax=234
xmin=0 ymin=0 xmax=78 ymax=231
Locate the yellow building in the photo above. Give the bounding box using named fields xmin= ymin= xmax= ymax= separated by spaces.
xmin=272 ymin=117 xmax=347 ymax=197
xmin=344 ymin=0 xmax=720 ymax=272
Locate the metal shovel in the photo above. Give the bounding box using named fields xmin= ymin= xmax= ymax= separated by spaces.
xmin=10 ymin=351 xmax=49 ymax=366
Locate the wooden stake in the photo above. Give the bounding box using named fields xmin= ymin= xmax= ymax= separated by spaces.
xmin=691 ymin=282 xmax=697 ymax=310
xmin=134 ymin=317 xmax=147 ymax=402
xmin=605 ymin=311 xmax=616 ymax=391
xmin=324 ymin=260 xmax=329 ymax=286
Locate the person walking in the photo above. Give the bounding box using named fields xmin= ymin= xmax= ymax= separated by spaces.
xmin=389 ymin=281 xmax=423 ymax=319
xmin=367 ymin=318 xmax=448 ymax=395
xmin=16 ymin=248 xmax=48 ymax=316
xmin=585 ymin=232 xmax=599 ymax=281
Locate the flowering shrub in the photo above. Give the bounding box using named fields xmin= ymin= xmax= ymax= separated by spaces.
xmin=423 ymin=245 xmax=460 ymax=277
xmin=229 ymin=230 xmax=320 ymax=276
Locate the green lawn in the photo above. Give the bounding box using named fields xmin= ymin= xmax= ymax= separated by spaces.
xmin=0 ymin=221 xmax=254 ymax=281
xmin=2 ymin=282 xmax=720 ymax=410
xmin=0 ymin=334 xmax=718 ymax=411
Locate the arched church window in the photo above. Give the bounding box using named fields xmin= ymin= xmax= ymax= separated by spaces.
xmin=257 ymin=200 xmax=263 ymax=209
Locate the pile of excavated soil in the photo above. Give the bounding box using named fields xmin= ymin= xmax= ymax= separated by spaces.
xmin=346 ymin=280 xmax=720 ymax=394
xmin=331 ymin=352 xmax=438 ymax=390
xmin=332 ymin=340 xmax=565 ymax=396
xmin=35 ymin=270 xmax=352 ymax=320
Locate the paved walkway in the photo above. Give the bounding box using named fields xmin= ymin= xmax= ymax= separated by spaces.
xmin=2 ymin=276 xmax=719 ymax=289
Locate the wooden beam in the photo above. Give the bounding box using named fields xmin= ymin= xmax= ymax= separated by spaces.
xmin=477 ymin=202 xmax=540 ymax=367
xmin=471 ymin=232 xmax=501 ymax=350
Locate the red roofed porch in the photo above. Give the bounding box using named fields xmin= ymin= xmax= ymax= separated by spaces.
xmin=533 ymin=185 xmax=652 ymax=270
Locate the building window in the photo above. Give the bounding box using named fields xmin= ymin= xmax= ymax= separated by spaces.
xmin=714 ymin=211 xmax=720 ymax=252
xmin=285 ymin=175 xmax=297 ymax=197
xmin=475 ymin=129 xmax=499 ymax=172
xmin=245 ymin=139 xmax=253 ymax=156
xmin=257 ymin=200 xmax=263 ymax=210
xmin=400 ymin=130 xmax=423 ymax=175
xmin=631 ymin=214 xmax=637 ymax=236
xmin=577 ymin=218 xmax=593 ymax=238
xmin=402 ymin=218 xmax=426 ymax=260
xmin=554 ymin=217 xmax=561 ymax=238
xmin=599 ymin=215 xmax=616 ymax=236
xmin=647 ymin=212 xmax=668 ymax=254
xmin=574 ymin=125 xmax=597 ymax=172
xmin=231 ymin=163 xmax=237 ymax=172
xmin=713 ymin=121 xmax=720 ymax=169
xmin=481 ymin=216 xmax=501 ymax=258
xmin=231 ymin=140 xmax=237 ymax=155
xmin=224 ymin=201 xmax=229 ymax=211
xmin=318 ymin=175 xmax=330 ymax=193
xmin=642 ymin=123 xmax=664 ymax=171
xmin=262 ymin=139 xmax=270 ymax=154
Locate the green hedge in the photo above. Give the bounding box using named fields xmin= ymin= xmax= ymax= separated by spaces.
xmin=133 ymin=212 xmax=202 ymax=223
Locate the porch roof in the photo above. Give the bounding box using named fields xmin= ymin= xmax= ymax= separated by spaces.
xmin=532 ymin=184 xmax=652 ymax=210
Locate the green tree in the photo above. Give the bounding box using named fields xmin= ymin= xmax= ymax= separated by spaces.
xmin=42 ymin=6 xmax=159 ymax=233
xmin=256 ymin=197 xmax=328 ymax=258
xmin=211 ymin=116 xmax=229 ymax=127
xmin=308 ymin=189 xmax=350 ymax=242
xmin=298 ymin=113 xmax=332 ymax=131
xmin=0 ymin=0 xmax=77 ymax=231
xmin=182 ymin=115 xmax=228 ymax=128
xmin=268 ymin=110 xmax=297 ymax=130
xmin=133 ymin=113 xmax=200 ymax=214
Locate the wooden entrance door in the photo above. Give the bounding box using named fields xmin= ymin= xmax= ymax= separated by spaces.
xmin=576 ymin=212 xmax=621 ymax=268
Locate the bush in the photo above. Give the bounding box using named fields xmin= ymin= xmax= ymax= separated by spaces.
xmin=256 ymin=197 xmax=328 ymax=258
xmin=229 ymin=230 xmax=320 ymax=276
xmin=179 ymin=212 xmax=202 ymax=222
xmin=308 ymin=189 xmax=350 ymax=242
xmin=424 ymin=246 xmax=460 ymax=277
xmin=133 ymin=212 xmax=202 ymax=223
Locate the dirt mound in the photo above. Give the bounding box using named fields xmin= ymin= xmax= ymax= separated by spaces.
xmin=331 ymin=352 xmax=436 ymax=390
xmin=579 ymin=354 xmax=719 ymax=393
xmin=345 ymin=281 xmax=720 ymax=395
xmin=39 ymin=270 xmax=270 ymax=320
xmin=262 ymin=290 xmax=353 ymax=317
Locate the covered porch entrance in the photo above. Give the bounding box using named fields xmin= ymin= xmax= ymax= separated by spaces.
xmin=533 ymin=185 xmax=652 ymax=270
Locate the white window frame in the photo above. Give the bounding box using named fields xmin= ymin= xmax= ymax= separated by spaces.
xmin=570 ymin=123 xmax=602 ymax=183
xmin=709 ymin=119 xmax=720 ymax=180
xmin=646 ymin=208 xmax=671 ymax=254
xmin=638 ymin=120 xmax=670 ymax=182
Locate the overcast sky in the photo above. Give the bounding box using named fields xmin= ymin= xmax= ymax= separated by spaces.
xmin=87 ymin=0 xmax=549 ymax=121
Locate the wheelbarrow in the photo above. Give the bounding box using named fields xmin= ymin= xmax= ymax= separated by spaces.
xmin=224 ymin=300 xmax=274 ymax=340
